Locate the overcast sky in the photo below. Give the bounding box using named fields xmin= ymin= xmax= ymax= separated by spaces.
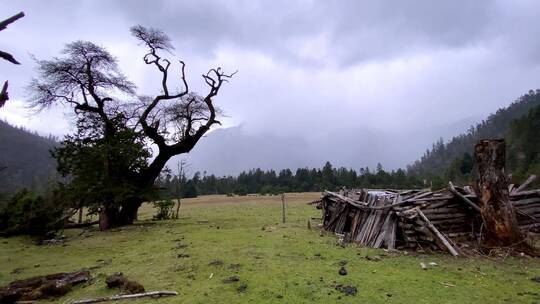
xmin=1 ymin=1 xmax=539 ymax=173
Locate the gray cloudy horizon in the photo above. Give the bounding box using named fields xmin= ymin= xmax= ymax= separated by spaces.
xmin=1 ymin=1 xmax=539 ymax=174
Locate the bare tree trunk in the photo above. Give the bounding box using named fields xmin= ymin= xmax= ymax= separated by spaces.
xmin=281 ymin=193 xmax=286 ymax=223
xmin=474 ymin=139 xmax=523 ymax=247
xmin=99 ymin=208 xmax=111 ymax=231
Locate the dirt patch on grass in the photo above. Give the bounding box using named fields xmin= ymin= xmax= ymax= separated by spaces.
xmin=105 ymin=273 xmax=144 ymax=294
xmin=335 ymin=284 xmax=357 ymax=296
xmin=236 ymin=283 xmax=248 ymax=293
xmin=209 ymin=260 xmax=224 ymax=266
xmin=223 ymin=275 xmax=240 ymax=283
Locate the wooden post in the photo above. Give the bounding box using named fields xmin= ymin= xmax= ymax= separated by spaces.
xmin=474 ymin=139 xmax=523 ymax=247
xmin=78 ymin=207 xmax=83 ymax=224
xmin=175 ymin=198 xmax=181 ymax=219
xmin=99 ymin=208 xmax=109 ymax=231
xmin=281 ymin=193 xmax=286 ymax=223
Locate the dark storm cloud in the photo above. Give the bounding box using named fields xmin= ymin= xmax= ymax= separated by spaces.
xmin=105 ymin=0 xmax=533 ymax=67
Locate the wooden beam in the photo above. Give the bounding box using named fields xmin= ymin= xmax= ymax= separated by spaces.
xmin=417 ymin=208 xmax=459 ymax=256
xmin=514 ymin=175 xmax=537 ymax=193
xmin=448 ymin=181 xmax=481 ymax=212
xmin=72 ymin=291 xmax=178 ymax=303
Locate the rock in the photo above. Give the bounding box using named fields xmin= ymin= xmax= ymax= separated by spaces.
xmin=338 ymin=260 xmax=348 ymax=266
xmin=429 ymin=262 xmax=438 ymax=266
xmin=532 ymin=276 xmax=540 ymax=283
xmin=338 ymin=267 xmax=348 ymax=276
xmin=420 ymin=262 xmax=427 ymax=270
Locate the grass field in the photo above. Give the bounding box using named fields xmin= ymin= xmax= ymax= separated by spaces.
xmin=1 ymin=193 xmax=539 ymax=303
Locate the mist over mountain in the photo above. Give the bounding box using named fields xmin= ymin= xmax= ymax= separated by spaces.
xmin=173 ymin=114 xmax=480 ymax=176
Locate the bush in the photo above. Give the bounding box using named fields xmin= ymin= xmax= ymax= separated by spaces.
xmin=152 ymin=199 xmax=175 ymax=220
xmin=0 ymin=189 xmax=66 ymax=236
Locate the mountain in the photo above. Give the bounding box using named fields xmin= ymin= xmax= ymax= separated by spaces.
xmin=0 ymin=120 xmax=57 ymax=193
xmin=408 ymin=89 xmax=540 ymax=178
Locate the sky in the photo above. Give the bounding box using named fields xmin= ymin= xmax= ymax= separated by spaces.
xmin=1 ymin=1 xmax=540 ymax=174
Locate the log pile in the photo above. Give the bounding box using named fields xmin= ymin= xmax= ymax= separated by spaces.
xmin=315 ymin=180 xmax=540 ymax=256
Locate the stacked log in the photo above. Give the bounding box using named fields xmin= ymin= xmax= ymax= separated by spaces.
xmin=316 ymin=180 xmax=540 ymax=255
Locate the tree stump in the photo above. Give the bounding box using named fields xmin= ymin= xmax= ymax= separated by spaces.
xmin=474 ymin=139 xmax=523 ymax=247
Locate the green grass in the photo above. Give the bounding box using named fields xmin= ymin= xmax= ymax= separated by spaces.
xmin=1 ymin=193 xmax=539 ymax=303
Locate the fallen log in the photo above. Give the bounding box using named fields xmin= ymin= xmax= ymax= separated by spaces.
xmin=72 ymin=291 xmax=179 ymax=303
xmin=0 ymin=270 xmax=90 ymax=303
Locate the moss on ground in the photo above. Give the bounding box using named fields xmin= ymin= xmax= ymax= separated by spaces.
xmin=1 ymin=193 xmax=539 ymax=303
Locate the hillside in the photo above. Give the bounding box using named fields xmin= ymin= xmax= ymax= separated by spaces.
xmin=0 ymin=120 xmax=57 ymax=193
xmin=507 ymin=103 xmax=540 ymax=186
xmin=408 ymin=89 xmax=540 ymax=179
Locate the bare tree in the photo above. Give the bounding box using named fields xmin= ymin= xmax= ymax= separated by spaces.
xmin=29 ymin=26 xmax=235 ymax=228
xmin=174 ymin=159 xmax=189 ymax=219
xmin=0 ymin=11 xmax=24 ymax=108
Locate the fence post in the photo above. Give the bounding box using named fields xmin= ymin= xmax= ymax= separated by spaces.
xmin=281 ymin=193 xmax=286 ymax=223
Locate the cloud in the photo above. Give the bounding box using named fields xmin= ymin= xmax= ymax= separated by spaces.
xmin=1 ymin=0 xmax=539 ymax=172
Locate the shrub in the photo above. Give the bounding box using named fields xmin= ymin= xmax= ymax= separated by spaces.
xmin=0 ymin=189 xmax=66 ymax=236
xmin=152 ymin=199 xmax=175 ymax=220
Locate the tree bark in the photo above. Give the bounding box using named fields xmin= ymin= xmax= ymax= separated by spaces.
xmin=118 ymin=198 xmax=143 ymax=225
xmin=99 ymin=206 xmax=118 ymax=231
xmin=99 ymin=198 xmax=143 ymax=230
xmin=474 ymin=139 xmax=523 ymax=247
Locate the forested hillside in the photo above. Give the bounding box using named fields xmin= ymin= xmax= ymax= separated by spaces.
xmin=408 ymin=90 xmax=540 ymax=181
xmin=507 ymin=103 xmax=540 ymax=186
xmin=0 ymin=120 xmax=57 ymax=193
